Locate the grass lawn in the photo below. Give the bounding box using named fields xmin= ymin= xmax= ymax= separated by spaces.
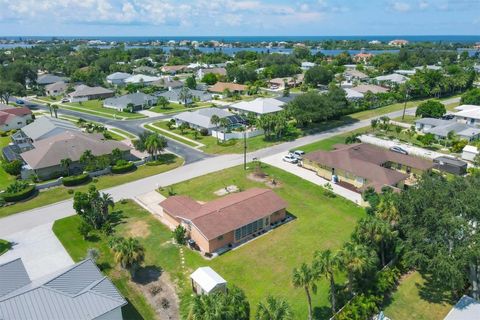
xmin=0 ymin=154 xmax=183 ymax=218
xmin=0 ymin=239 xmax=11 ymax=256
xmin=158 ymin=164 xmax=366 ymax=319
xmin=299 ymin=127 xmax=371 ymax=153
xmin=149 ymin=102 xmax=213 ymax=114
xmin=0 ymin=135 xmax=16 ymax=191
xmin=65 ymin=100 xmax=145 ymax=119
xmin=105 ymin=129 xmax=125 ymax=141
xmin=152 ymin=121 xmax=300 ymax=154
xmin=110 ymin=128 xmax=137 ymax=139
xmin=145 ymin=123 xmax=199 ymax=148
xmin=384 ymin=272 xmax=454 ymax=320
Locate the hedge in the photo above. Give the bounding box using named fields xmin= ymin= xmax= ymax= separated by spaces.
xmin=111 ymin=162 xmax=135 ymax=174
xmin=2 ymin=185 xmax=36 ymax=202
xmin=62 ymin=173 xmax=90 ymax=187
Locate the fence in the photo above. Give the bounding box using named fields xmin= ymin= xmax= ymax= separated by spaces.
xmin=211 ymin=128 xmax=264 ymax=141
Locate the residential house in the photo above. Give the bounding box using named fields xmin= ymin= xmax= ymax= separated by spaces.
xmin=433 ymin=156 xmax=468 ymax=176
xmin=343 ymin=70 xmax=369 ymax=82
xmin=415 ymin=118 xmax=452 ymax=132
xmin=303 ymin=143 xmax=434 ymax=192
xmin=160 ymin=188 xmax=288 ymax=254
xmin=190 ymin=267 xmax=227 ymax=295
xmin=418 ymin=120 xmax=480 ymax=141
xmin=444 ymin=295 xmax=480 ymax=320
xmin=151 ymin=77 xmax=183 ymax=90
xmin=161 ymin=65 xmax=187 ymax=75
xmin=394 ymin=69 xmax=417 ymax=76
xmin=45 ymin=81 xmax=68 ymax=96
xmin=36 ymin=74 xmax=67 ymax=85
xmin=106 ymin=72 xmax=132 ymax=85
xmin=173 ymin=107 xmax=241 ymax=134
xmin=229 ymin=98 xmax=284 ymax=115
xmin=353 ymin=53 xmax=374 ymax=63
xmin=454 ymin=104 xmax=480 ymax=126
xmin=156 ymin=88 xmax=212 ymax=104
xmin=209 ymin=82 xmax=247 ymax=95
xmin=104 ymin=92 xmax=157 ymax=112
xmin=267 ymin=74 xmax=304 ymax=90
xmin=388 ymin=39 xmax=409 ymax=47
xmin=375 ymin=73 xmax=409 ymax=85
xmin=124 ymin=74 xmax=161 ymax=85
xmin=196 ymin=67 xmax=227 ymax=79
xmin=462 ymin=145 xmax=478 ymax=162
xmin=133 ymin=66 xmax=158 ymax=75
xmin=351 ymin=84 xmax=389 ymax=94
xmin=301 ymin=62 xmax=316 ymax=71
xmin=12 ymin=116 xmax=79 ymax=144
xmin=0 ymin=258 xmax=127 ymax=320
xmin=0 ymin=104 xmax=33 ymax=131
xmin=20 ymin=131 xmax=131 ymax=180
xmin=344 ymin=88 xmax=364 ymax=100
xmin=68 ymin=85 xmax=115 ymax=102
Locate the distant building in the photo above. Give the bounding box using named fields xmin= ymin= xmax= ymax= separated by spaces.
xmin=161 ymin=65 xmax=187 ymax=75
xmin=156 ymin=88 xmax=212 ymax=104
xmin=67 ymin=85 xmax=114 ymax=102
xmin=124 ymin=74 xmax=161 ymax=85
xmin=106 ymin=72 xmax=132 ymax=85
xmin=0 ymin=258 xmax=126 ymax=320
xmin=230 ymin=98 xmax=284 ymax=115
xmin=351 ymin=84 xmax=389 ymax=94
xmin=375 ymin=73 xmax=409 ymax=85
xmin=209 ymin=82 xmax=247 ymax=95
xmin=344 ymin=88 xmax=364 ymax=100
xmin=353 ymin=53 xmax=374 ymax=63
xmin=344 ymin=70 xmax=369 ymax=81
xmin=104 ymin=92 xmax=157 ymax=112
xmin=388 ymin=39 xmax=409 ymax=47
xmin=301 ymin=62 xmax=316 ymax=71
xmin=196 ymin=68 xmax=227 ymax=79
xmin=36 ymin=74 xmax=67 ymax=85
xmin=133 ymin=66 xmax=158 ymax=75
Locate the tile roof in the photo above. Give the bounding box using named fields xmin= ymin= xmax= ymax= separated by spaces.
xmin=351 ymin=84 xmax=389 ymax=94
xmin=209 ymin=82 xmax=247 ymax=93
xmin=161 ymin=188 xmax=288 ymax=240
xmin=0 ymin=259 xmax=126 ymax=320
xmin=20 ymin=131 xmax=130 ymax=169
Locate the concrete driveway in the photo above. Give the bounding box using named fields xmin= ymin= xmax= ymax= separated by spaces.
xmin=0 ymin=223 xmax=74 ymax=280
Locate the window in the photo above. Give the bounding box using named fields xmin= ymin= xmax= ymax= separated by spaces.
xmin=217 ymin=235 xmax=224 ymax=241
xmin=234 ymin=218 xmax=266 ymax=241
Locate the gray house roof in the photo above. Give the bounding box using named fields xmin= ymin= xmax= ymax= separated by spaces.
xmin=106 ymin=72 xmax=131 ymax=81
xmin=20 ymin=116 xmax=80 ymax=141
xmin=415 ymin=118 xmax=452 ymax=127
xmin=0 ymin=259 xmax=31 ymax=297
xmin=175 ymin=108 xmax=234 ymax=129
xmin=69 ymin=85 xmax=114 ymax=98
xmin=426 ymin=122 xmax=480 ymax=138
xmin=37 ymin=74 xmax=67 ymax=85
xmin=156 ymin=88 xmax=212 ymax=103
xmin=104 ymin=92 xmax=156 ymax=109
xmin=0 ymin=259 xmax=126 ymax=320
xmin=444 ymin=295 xmax=480 ymax=320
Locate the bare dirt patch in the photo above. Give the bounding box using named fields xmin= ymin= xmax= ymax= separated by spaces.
xmin=214 ymin=185 xmax=239 ymax=196
xmin=132 ymin=266 xmax=180 ymax=320
xmin=125 ymin=220 xmax=151 ymax=238
xmin=247 ymin=173 xmax=282 ymax=188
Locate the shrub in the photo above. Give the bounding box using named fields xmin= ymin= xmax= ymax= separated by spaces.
xmin=200 ymin=128 xmax=209 ymax=136
xmin=5 ymin=180 xmax=29 ymax=193
xmin=172 ymin=225 xmax=187 ymax=245
xmin=2 ymin=160 xmax=23 ymax=176
xmin=111 ymin=161 xmax=135 ymax=174
xmin=2 ymin=184 xmax=36 ymax=202
xmin=62 ymin=173 xmax=90 ymax=187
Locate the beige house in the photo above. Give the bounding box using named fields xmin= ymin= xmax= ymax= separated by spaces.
xmin=0 ymin=104 xmax=33 ymax=131
xmin=160 ymin=188 xmax=288 ymax=254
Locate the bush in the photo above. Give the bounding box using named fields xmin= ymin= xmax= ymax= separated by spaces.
xmin=200 ymin=128 xmax=209 ymax=136
xmin=62 ymin=173 xmax=90 ymax=187
xmin=111 ymin=161 xmax=135 ymax=174
xmin=2 ymin=160 xmax=23 ymax=176
xmin=172 ymin=225 xmax=187 ymax=245
xmin=2 ymin=184 xmax=36 ymax=202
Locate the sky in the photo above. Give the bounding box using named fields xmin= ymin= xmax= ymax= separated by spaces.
xmin=0 ymin=0 xmax=479 ymax=36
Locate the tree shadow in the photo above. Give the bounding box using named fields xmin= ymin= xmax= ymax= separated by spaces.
xmin=97 ymin=261 xmax=113 ymax=272
xmin=313 ymin=306 xmax=332 ymax=320
xmin=417 ymin=273 xmax=456 ymax=304
xmin=121 ymin=297 xmax=145 ymax=320
xmin=155 ymin=153 xmax=176 ymax=164
xmin=132 ymin=265 xmax=164 ymax=285
xmin=86 ymin=234 xmax=100 ymax=243
xmin=109 ymin=209 xmax=125 ymax=227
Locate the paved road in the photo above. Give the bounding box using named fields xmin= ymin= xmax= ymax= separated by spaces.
xmin=25 ymin=100 xmax=209 ymax=164
xmin=0 ymin=97 xmax=461 ymax=237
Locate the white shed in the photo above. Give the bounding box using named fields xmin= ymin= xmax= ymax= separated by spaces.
xmin=462 ymin=145 xmax=478 ymax=162
xmin=190 ymin=267 xmax=227 ymax=295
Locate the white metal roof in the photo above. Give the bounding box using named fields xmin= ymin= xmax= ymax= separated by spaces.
xmin=444 ymin=296 xmax=480 ymax=320
xmin=463 ymin=145 xmax=478 ymax=153
xmin=230 ymin=98 xmax=284 ymax=114
xmin=190 ymin=267 xmax=227 ymax=293
xmin=454 ymin=107 xmax=480 ymax=120
xmin=124 ymin=74 xmax=161 ymax=84
xmin=454 ymin=105 xmax=480 ymax=112
xmin=344 ymin=88 xmax=365 ymax=100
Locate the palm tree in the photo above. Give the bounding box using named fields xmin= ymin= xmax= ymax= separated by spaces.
xmin=210 ymin=114 xmax=221 ymax=143
xmin=338 ymin=242 xmax=377 ymax=295
xmin=145 ymin=133 xmax=167 ymax=160
xmin=99 ymin=192 xmax=114 ymax=223
xmin=314 ymin=249 xmax=340 ymax=314
xmin=47 ymin=103 xmax=53 ymax=117
xmin=110 ymin=237 xmax=145 ymax=277
xmin=292 ymin=263 xmax=317 ymax=320
xmin=157 ymin=96 xmax=170 ymax=109
xmin=375 ymin=192 xmax=400 ymax=228
xmin=179 ymin=87 xmax=193 ymax=107
xmin=370 ymin=119 xmax=378 ymax=132
xmin=52 ymin=104 xmax=59 ymax=118
xmin=188 ymin=293 xmax=224 ymax=320
xmin=80 ymin=150 xmax=94 ymax=166
xmin=256 ymin=295 xmax=293 ymax=320
xmin=60 ymin=158 xmax=72 ymax=176
xmin=219 ymin=117 xmax=230 ymax=133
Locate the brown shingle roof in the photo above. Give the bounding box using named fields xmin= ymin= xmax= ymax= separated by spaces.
xmin=160 ymin=188 xmax=288 ymax=240
xmin=304 ymin=143 xmax=433 ymax=191
xmin=209 ymin=82 xmax=247 ymax=93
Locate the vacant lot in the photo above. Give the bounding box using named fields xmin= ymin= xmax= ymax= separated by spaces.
xmin=158 ymin=164 xmax=366 ymax=318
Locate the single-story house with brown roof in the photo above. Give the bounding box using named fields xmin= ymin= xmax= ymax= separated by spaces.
xmin=351 ymin=84 xmax=389 ymax=94
xmin=0 ymin=104 xmax=33 ymax=131
xmin=20 ymin=131 xmax=131 ymax=180
xmin=45 ymin=81 xmax=68 ymax=96
xmin=303 ymin=143 xmax=433 ymax=192
xmin=160 ymin=188 xmax=288 ymax=254
xmin=161 ymin=65 xmax=188 ymax=75
xmin=209 ymin=82 xmax=247 ymax=95
xmin=67 ymin=85 xmax=115 ymax=102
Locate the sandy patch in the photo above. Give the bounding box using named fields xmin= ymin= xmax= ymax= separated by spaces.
xmin=125 ymin=220 xmax=151 ymax=238
xmin=214 ymin=185 xmax=239 ymax=196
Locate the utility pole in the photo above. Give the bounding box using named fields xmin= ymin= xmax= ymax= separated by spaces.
xmin=402 ymin=85 xmax=410 ymax=121
xmin=243 ymin=127 xmax=247 ymax=170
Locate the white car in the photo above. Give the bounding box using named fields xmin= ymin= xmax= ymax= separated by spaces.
xmin=291 ymin=150 xmax=305 ymax=160
xmin=61 ymin=98 xmax=69 ymax=103
xmin=283 ymin=154 xmax=298 ymax=163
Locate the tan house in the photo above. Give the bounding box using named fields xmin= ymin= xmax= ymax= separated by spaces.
xmin=160 ymin=188 xmax=288 ymax=254
xmin=209 ymin=82 xmax=247 ymax=94
xmin=303 ymin=143 xmax=433 ymax=192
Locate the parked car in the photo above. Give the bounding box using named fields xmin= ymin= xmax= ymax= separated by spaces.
xmin=442 ymin=114 xmax=455 ymax=120
xmin=390 ymin=146 xmax=408 ymax=155
xmin=291 ymin=150 xmax=305 ymax=159
xmin=15 ymin=99 xmax=24 ymax=104
xmin=61 ymin=98 xmax=69 ymax=103
xmin=283 ymin=154 xmax=298 ymax=163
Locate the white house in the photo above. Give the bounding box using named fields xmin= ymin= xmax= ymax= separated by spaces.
xmin=230 ymin=98 xmax=284 ymax=115
xmin=106 ymin=72 xmax=132 ymax=85
xmin=454 ymin=105 xmax=480 ymax=126
xmin=301 ymin=62 xmax=316 ymax=71
xmin=344 ymin=88 xmax=364 ymax=100
xmin=462 ymin=145 xmax=478 ymax=162
xmin=0 ymin=104 xmax=33 ymax=131
xmin=124 ymin=74 xmax=161 ymax=85
xmin=190 ymin=267 xmax=227 ymax=295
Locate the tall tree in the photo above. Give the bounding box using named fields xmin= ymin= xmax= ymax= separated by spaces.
xmin=210 ymin=114 xmax=221 ymax=142
xmin=338 ymin=242 xmax=377 ymax=295
xmin=179 ymin=87 xmax=193 ymax=107
xmin=145 ymin=132 xmax=167 ymax=160
xmin=256 ymin=296 xmax=293 ymax=320
xmin=314 ymin=249 xmax=340 ymax=314
xmin=292 ymin=263 xmax=317 ymax=320
xmin=60 ymin=158 xmax=72 ymax=176
xmin=109 ymin=237 xmax=145 ymax=277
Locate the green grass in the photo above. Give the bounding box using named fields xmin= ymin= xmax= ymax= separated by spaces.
xmin=392 ymin=114 xmax=418 ymax=124
xmin=110 ymin=128 xmax=136 ymax=139
xmin=0 ymin=154 xmax=183 ymax=218
xmin=159 ymin=164 xmax=366 ymax=318
xmin=299 ymin=127 xmax=371 ymax=153
xmin=105 ymin=130 xmax=125 ymax=141
xmin=152 ymin=121 xmax=300 ymax=154
xmin=0 ymin=135 xmax=16 ymax=190
xmin=384 ymin=272 xmax=454 ymax=320
xmin=66 ymin=100 xmax=145 ymax=119
xmin=53 ymin=201 xmax=159 ymax=320
xmin=0 ymin=239 xmax=11 ymax=256
xmin=145 ymin=123 xmax=199 ymax=148
xmin=150 ymin=102 xmax=214 ymax=114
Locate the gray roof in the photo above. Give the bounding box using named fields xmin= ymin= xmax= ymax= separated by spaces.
xmin=0 ymin=259 xmax=126 ymax=320
xmin=230 ymin=98 xmax=284 ymax=114
xmin=106 ymin=72 xmax=131 ymax=81
xmin=434 ymin=156 xmax=468 ymax=167
xmin=21 ymin=116 xmax=80 ymax=141
xmin=152 ymin=78 xmax=184 ymax=89
xmin=133 ymin=66 xmax=158 ymax=74
xmin=0 ymin=259 xmax=31 ymax=297
xmin=375 ymin=73 xmax=409 ymax=84
xmin=104 ymin=92 xmax=156 ymax=108
xmin=69 ymin=85 xmax=114 ymax=98
xmin=444 ymin=295 xmax=480 ymax=320
xmin=426 ymin=122 xmax=480 ymax=138
xmin=415 ymin=118 xmax=452 ymax=127
xmin=37 ymin=74 xmax=67 ymax=85
xmin=175 ymin=108 xmax=234 ymax=129
xmin=45 ymin=81 xmax=67 ymax=92
xmin=156 ymin=88 xmax=212 ymax=102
